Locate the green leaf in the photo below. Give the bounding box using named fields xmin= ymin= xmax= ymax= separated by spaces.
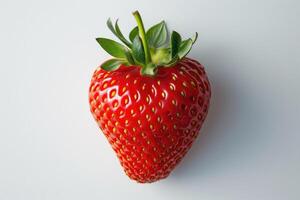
xmin=106 ymin=18 xmax=132 ymax=48
xmin=132 ymin=36 xmax=145 ymax=64
xmin=106 ymin=18 xmax=116 ymax=35
xmin=124 ymin=49 xmax=135 ymax=65
xmin=170 ymin=31 xmax=182 ymax=58
xmin=96 ymin=38 xmax=127 ymax=58
xmin=150 ymin=48 xmax=171 ymax=65
xmin=129 ymin=26 xmax=138 ymax=42
xmin=178 ymin=39 xmax=193 ymax=59
xmin=115 ymin=19 xmax=132 ymax=47
xmin=146 ymin=21 xmax=168 ymax=48
xmin=165 ymin=55 xmax=179 ymax=67
xmin=191 ymin=32 xmax=198 ymax=44
xmin=101 ymin=59 xmax=123 ymax=71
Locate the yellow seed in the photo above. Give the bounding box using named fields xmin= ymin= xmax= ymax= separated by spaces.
xmin=133 ymin=79 xmax=137 ymax=84
xmin=113 ymin=127 xmax=116 ymax=132
xmin=147 ymin=140 xmax=151 ymax=144
xmin=131 ymin=109 xmax=134 ymax=114
xmin=106 ymin=107 xmax=110 ymax=111
xmin=179 ymin=71 xmax=184 ymax=75
xmin=139 ymin=105 xmax=143 ymax=111
xmin=119 ymin=110 xmax=124 ymax=115
xmin=172 ymin=75 xmax=177 ymax=81
xmin=151 ymin=107 xmax=155 ymax=113
xmin=162 ymin=91 xmax=166 ymax=98
xmin=122 ymin=87 xmax=127 ymax=92
xmin=191 ymin=81 xmax=196 ymax=87
xmin=103 ymin=83 xmax=108 ymax=89
xmin=162 ymin=125 xmax=166 ymax=130
xmin=137 ymin=120 xmax=141 ymax=125
xmin=172 ymin=100 xmax=177 ymax=106
xmin=113 ymin=102 xmax=118 ymax=108
xmin=157 ymin=80 xmax=161 ymax=85
xmin=133 ymin=127 xmax=136 ymax=132
xmin=103 ymin=74 xmax=108 ymax=78
xmin=132 ymin=136 xmax=136 ymax=141
xmin=124 ymin=129 xmax=128 ymax=133
xmin=126 ymin=74 xmax=130 ymax=79
xmin=153 ymin=147 xmax=157 ymax=151
xmin=157 ymin=117 xmax=161 ymax=123
xmin=111 ymin=80 xmax=116 ymax=85
xmin=150 ymin=124 xmax=153 ymax=129
xmin=173 ymin=125 xmax=177 ymax=129
xmin=182 ymin=81 xmax=187 ymax=87
xmin=125 ymin=120 xmax=129 ymax=124
xmin=134 ymin=93 xmax=138 ymax=100
xmin=124 ymin=98 xmax=128 ymax=105
xmin=181 ymin=91 xmax=186 ymax=97
xmin=146 ymin=114 xmax=150 ymax=120
xmin=158 ymin=101 xmax=163 ymax=108
xmin=176 ymin=113 xmax=180 ymax=117
xmin=115 ymin=122 xmax=119 ymax=126
xmin=153 ymin=158 xmax=157 ymax=162
xmin=146 ymin=96 xmax=150 ymax=103
xmin=141 ymin=132 xmax=146 ymax=137
xmin=170 ymin=84 xmax=175 ymax=91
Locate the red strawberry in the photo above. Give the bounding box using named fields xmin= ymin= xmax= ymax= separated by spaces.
xmin=89 ymin=11 xmax=211 ymax=183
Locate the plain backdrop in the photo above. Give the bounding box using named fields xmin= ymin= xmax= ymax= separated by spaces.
xmin=0 ymin=0 xmax=299 ymax=199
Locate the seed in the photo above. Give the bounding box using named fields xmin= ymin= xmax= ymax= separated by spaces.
xmin=103 ymin=82 xmax=108 ymax=89
xmin=124 ymin=98 xmax=128 ymax=105
xmin=191 ymin=81 xmax=196 ymax=87
xmin=172 ymin=100 xmax=177 ymax=106
xmin=157 ymin=117 xmax=162 ymax=123
xmin=158 ymin=101 xmax=163 ymax=108
xmin=169 ymin=84 xmax=175 ymax=91
xmin=113 ymin=102 xmax=118 ymax=107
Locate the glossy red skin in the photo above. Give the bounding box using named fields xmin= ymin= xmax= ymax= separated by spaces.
xmin=89 ymin=58 xmax=211 ymax=183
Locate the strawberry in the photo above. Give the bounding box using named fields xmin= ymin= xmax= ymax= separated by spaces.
xmin=89 ymin=11 xmax=211 ymax=183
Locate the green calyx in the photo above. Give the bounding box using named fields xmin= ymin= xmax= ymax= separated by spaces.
xmin=96 ymin=10 xmax=198 ymax=76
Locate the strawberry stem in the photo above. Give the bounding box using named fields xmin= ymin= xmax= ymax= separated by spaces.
xmin=133 ymin=11 xmax=151 ymax=65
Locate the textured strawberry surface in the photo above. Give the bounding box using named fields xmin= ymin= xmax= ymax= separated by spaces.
xmin=89 ymin=58 xmax=211 ymax=183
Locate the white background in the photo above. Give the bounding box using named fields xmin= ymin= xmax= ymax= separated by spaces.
xmin=1 ymin=0 xmax=299 ymax=199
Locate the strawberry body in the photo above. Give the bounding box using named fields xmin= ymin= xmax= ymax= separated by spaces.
xmin=89 ymin=58 xmax=211 ymax=183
